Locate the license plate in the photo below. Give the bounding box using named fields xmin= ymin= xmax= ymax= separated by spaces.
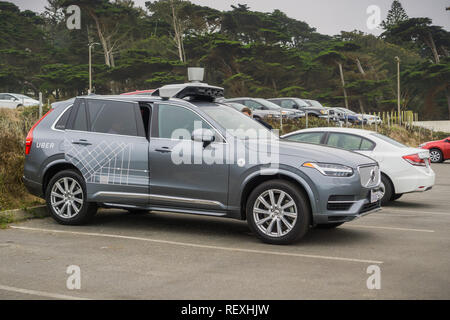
xmin=370 ymin=189 xmax=379 ymax=203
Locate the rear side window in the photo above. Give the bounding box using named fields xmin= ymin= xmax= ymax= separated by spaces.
xmin=54 ymin=106 xmax=72 ymax=130
xmin=326 ymin=133 xmax=375 ymax=151
xmin=286 ymin=132 xmax=324 ymax=144
xmin=87 ymin=100 xmax=138 ymax=136
xmin=73 ymin=100 xmax=88 ymax=131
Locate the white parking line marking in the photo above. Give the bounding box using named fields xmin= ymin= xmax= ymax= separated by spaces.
xmin=346 ymin=224 xmax=434 ymax=233
xmin=10 ymin=226 xmax=383 ymax=264
xmin=384 ymin=209 xmax=450 ymax=216
xmin=0 ymin=284 xmax=90 ymax=300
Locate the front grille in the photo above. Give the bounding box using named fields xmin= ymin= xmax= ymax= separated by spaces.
xmin=360 ymin=201 xmax=381 ymax=214
xmin=358 ymin=165 xmax=380 ymax=188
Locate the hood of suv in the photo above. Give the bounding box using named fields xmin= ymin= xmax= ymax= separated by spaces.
xmin=246 ymin=139 xmax=376 ymax=168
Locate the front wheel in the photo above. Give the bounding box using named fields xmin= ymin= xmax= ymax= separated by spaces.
xmin=379 ymin=174 xmax=394 ymax=205
xmin=429 ymin=149 xmax=443 ymax=163
xmin=246 ymin=180 xmax=310 ymax=245
xmin=45 ymin=170 xmax=97 ymax=225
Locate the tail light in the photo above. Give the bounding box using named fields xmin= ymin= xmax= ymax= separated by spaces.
xmin=25 ymin=109 xmax=53 ymax=155
xmin=402 ymin=153 xmax=427 ymax=167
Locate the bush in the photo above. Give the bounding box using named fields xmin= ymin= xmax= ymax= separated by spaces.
xmin=0 ymin=106 xmax=47 ymax=210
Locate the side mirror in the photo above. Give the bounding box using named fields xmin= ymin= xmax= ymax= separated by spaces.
xmin=191 ymin=128 xmax=215 ymax=146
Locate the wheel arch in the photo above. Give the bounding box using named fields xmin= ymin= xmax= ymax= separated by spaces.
xmin=42 ymin=161 xmax=83 ymax=195
xmin=381 ymin=171 xmax=395 ymax=195
xmin=239 ymin=170 xmax=316 ymax=220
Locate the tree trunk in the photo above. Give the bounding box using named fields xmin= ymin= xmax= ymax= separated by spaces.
xmin=337 ymin=62 xmax=349 ymax=108
xmin=89 ymin=11 xmax=111 ymax=67
xmin=426 ymin=31 xmax=440 ymax=63
xmin=356 ymin=58 xmax=365 ymax=75
xmin=170 ymin=0 xmax=184 ymax=62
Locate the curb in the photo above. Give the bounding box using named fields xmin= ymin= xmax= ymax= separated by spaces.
xmin=0 ymin=205 xmax=49 ymax=227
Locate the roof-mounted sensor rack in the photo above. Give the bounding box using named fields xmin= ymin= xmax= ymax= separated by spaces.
xmin=152 ymin=82 xmax=224 ymax=101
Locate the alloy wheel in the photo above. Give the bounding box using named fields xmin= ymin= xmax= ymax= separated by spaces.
xmin=50 ymin=177 xmax=83 ymax=218
xmin=253 ymin=189 xmax=298 ymax=237
xmin=430 ymin=150 xmax=441 ymax=163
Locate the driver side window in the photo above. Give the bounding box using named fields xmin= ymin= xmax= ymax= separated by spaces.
xmin=156 ymin=104 xmax=212 ymax=140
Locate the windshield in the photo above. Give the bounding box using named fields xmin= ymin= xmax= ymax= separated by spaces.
xmin=305 ymin=100 xmax=324 ymax=108
xmin=203 ymin=105 xmax=277 ymax=140
xmin=371 ymin=133 xmax=408 ymax=148
xmin=14 ymin=94 xmax=32 ymax=99
xmin=254 ymin=98 xmax=281 ymax=110
xmin=339 ymin=108 xmax=356 ymax=115
xmin=293 ymin=98 xmax=309 ymax=107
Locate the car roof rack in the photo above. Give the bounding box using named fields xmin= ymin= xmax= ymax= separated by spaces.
xmin=152 ymin=83 xmax=224 ymax=101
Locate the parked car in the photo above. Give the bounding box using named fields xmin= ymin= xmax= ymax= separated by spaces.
xmin=121 ymin=89 xmax=155 ymax=95
xmin=335 ymin=108 xmax=366 ymax=125
xmin=268 ymin=98 xmax=328 ymax=118
xmin=419 ymin=137 xmax=450 ymax=163
xmin=224 ymin=97 xmax=304 ymax=119
xmin=23 ymin=83 xmax=381 ymax=244
xmin=282 ymin=127 xmax=435 ymax=204
xmin=0 ymin=93 xmax=39 ymax=109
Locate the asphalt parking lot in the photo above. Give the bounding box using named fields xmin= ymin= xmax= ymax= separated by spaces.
xmin=1 ymin=162 xmax=449 ymax=300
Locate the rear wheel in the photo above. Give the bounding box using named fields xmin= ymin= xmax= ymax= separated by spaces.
xmin=379 ymin=174 xmax=394 ymax=205
xmin=246 ymin=180 xmax=310 ymax=245
xmin=45 ymin=170 xmax=97 ymax=225
xmin=429 ymin=149 xmax=443 ymax=163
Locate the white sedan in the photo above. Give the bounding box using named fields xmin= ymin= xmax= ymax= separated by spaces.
xmin=281 ymin=127 xmax=435 ymax=204
xmin=0 ymin=93 xmax=39 ymax=109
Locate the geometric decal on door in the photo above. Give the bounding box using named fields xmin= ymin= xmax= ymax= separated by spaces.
xmin=64 ymin=139 xmax=148 ymax=186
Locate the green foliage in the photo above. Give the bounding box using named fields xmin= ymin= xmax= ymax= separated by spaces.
xmin=0 ymin=0 xmax=448 ymax=119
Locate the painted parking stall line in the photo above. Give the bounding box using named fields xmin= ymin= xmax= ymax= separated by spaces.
xmin=10 ymin=226 xmax=383 ymax=264
xmin=0 ymin=284 xmax=90 ymax=300
xmin=345 ymin=224 xmax=434 ymax=233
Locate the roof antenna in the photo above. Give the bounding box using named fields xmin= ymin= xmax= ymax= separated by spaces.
xmin=188 ymin=67 xmax=204 ymax=83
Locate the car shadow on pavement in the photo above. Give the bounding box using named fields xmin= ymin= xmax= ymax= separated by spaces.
xmin=82 ymin=209 xmax=377 ymax=247
xmin=383 ymin=201 xmax=434 ymax=209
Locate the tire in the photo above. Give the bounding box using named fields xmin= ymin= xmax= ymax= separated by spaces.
xmin=380 ymin=174 xmax=394 ymax=205
xmin=246 ymin=179 xmax=310 ymax=245
xmin=392 ymin=193 xmax=403 ymax=201
xmin=45 ymin=169 xmax=97 ymax=225
xmin=315 ymin=222 xmax=344 ymax=229
xmin=429 ymin=148 xmax=443 ymax=163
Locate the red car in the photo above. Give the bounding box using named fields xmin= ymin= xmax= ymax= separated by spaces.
xmin=121 ymin=89 xmax=155 ymax=95
xmin=419 ymin=137 xmax=450 ymax=163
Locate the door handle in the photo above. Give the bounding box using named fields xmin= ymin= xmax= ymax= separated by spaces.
xmin=72 ymin=139 xmax=92 ymax=146
xmin=155 ymin=147 xmax=172 ymax=153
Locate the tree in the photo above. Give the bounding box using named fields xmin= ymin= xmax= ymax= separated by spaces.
xmin=381 ymin=0 xmax=408 ymax=30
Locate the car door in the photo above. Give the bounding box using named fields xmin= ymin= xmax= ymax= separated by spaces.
xmin=148 ymin=102 xmax=229 ymax=212
xmin=65 ymin=98 xmax=149 ymax=205
xmin=0 ymin=94 xmax=17 ymax=109
xmin=443 ymin=138 xmax=450 ymax=159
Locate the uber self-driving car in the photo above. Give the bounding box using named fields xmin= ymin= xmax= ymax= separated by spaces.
xmin=23 ymin=83 xmax=381 ymax=244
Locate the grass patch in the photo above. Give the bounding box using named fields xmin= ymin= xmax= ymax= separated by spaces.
xmin=0 ymin=106 xmax=48 ymax=211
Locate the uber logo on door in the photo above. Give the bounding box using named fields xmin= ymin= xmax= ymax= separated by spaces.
xmin=36 ymin=142 xmax=55 ymax=149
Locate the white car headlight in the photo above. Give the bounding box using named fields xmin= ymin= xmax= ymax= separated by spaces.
xmin=302 ymin=162 xmax=354 ymax=177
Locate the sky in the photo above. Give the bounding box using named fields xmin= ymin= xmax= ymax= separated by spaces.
xmin=10 ymin=0 xmax=450 ymax=36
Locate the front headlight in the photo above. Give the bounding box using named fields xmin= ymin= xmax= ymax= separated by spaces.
xmin=320 ymin=110 xmax=327 ymax=115
xmin=302 ymin=162 xmax=354 ymax=177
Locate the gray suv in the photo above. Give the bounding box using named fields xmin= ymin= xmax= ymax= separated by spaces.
xmin=23 ymin=83 xmax=381 ymax=244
